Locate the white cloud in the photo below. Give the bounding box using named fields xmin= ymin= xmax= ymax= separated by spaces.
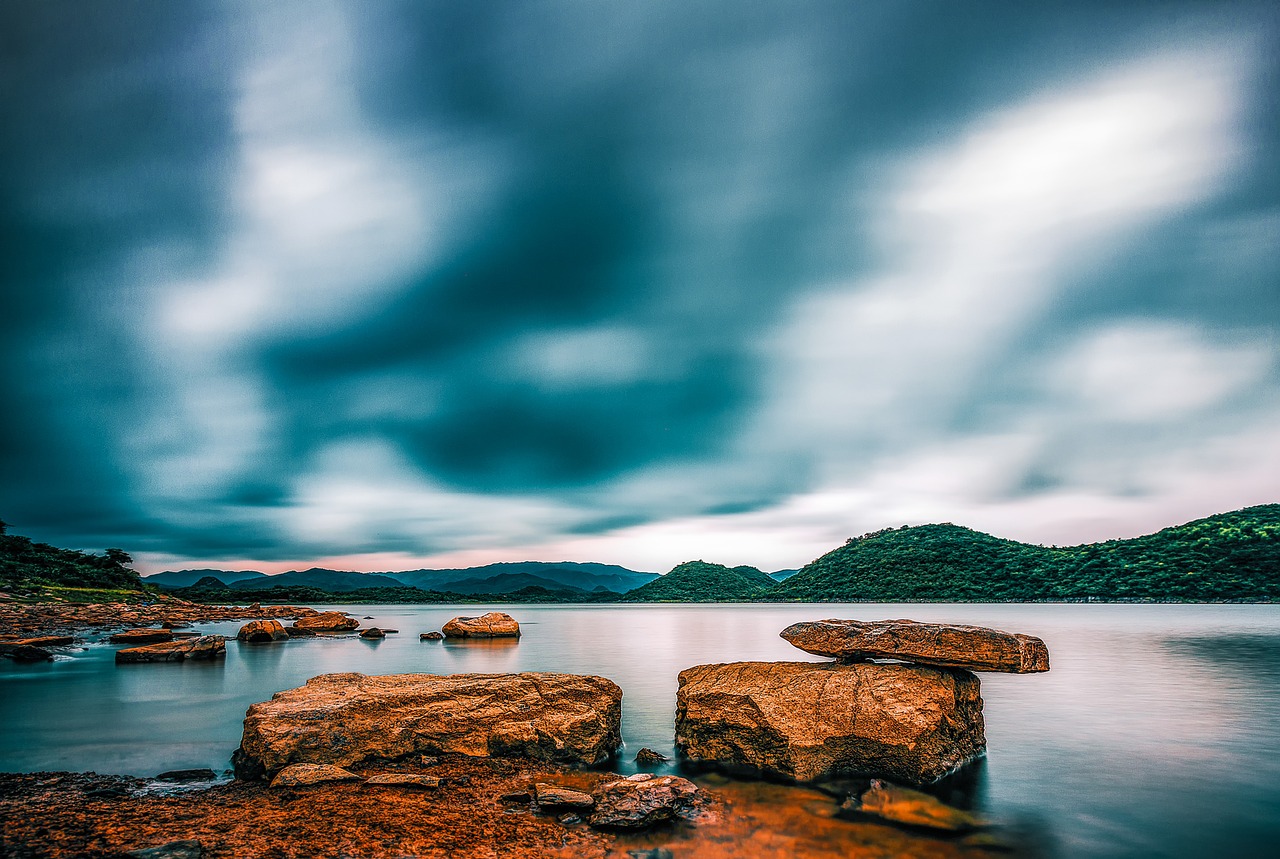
xmin=1049 ymin=322 xmax=1272 ymax=423
xmin=753 ymin=44 xmax=1248 ymax=472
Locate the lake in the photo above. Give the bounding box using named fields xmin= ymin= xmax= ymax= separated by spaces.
xmin=3 ymin=603 xmax=1279 ymax=857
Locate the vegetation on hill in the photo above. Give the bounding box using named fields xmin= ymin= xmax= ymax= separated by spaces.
xmin=169 ymin=580 xmax=618 ymax=605
xmin=0 ymin=520 xmax=147 ymax=594
xmin=620 ymin=560 xmax=777 ymax=602
xmin=771 ymin=505 xmax=1280 ymax=602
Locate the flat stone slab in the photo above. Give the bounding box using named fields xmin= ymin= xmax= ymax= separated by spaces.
xmin=780 ymin=619 xmax=1050 ymax=673
xmin=109 ymin=629 xmax=175 ymax=645
xmin=535 ymin=783 xmax=595 ymax=809
xmin=269 ymin=764 xmax=362 ymax=788
xmin=234 ymin=671 xmax=622 ymax=780
xmin=675 ymin=661 xmax=984 ymax=785
xmin=290 ymin=611 xmax=358 ymax=632
xmin=588 ymin=774 xmax=701 ymax=830
xmin=115 ymin=635 xmax=226 ymax=663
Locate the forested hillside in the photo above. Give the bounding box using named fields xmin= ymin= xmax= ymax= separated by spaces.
xmin=770 ymin=505 xmax=1280 ymax=602
xmin=621 ymin=560 xmax=777 ymax=602
xmin=0 ymin=520 xmax=144 ymax=593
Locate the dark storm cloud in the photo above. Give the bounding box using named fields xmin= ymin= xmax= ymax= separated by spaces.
xmin=1 ymin=0 xmax=1278 ymax=565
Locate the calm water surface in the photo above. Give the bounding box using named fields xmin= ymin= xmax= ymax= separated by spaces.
xmin=3 ymin=603 xmax=1279 ymax=858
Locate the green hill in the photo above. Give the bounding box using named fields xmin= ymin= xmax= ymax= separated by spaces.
xmin=0 ymin=520 xmax=145 ymax=595
xmin=770 ymin=505 xmax=1280 ymax=602
xmin=621 ymin=560 xmax=777 ymax=602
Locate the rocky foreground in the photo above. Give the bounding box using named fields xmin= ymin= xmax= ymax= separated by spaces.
xmin=0 ymin=759 xmax=1021 ymax=859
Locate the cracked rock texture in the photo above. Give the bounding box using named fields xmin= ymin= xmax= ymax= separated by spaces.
xmin=234 ymin=672 xmax=622 ymax=780
xmin=675 ymin=661 xmax=984 ymax=785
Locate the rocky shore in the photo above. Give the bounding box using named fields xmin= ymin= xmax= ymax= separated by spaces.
xmin=0 ymin=600 xmax=317 ymax=644
xmin=1 ymin=613 xmax=1048 ymax=857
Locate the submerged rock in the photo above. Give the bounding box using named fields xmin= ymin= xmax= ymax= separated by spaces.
xmin=0 ymin=643 xmax=54 ymax=662
xmin=634 ymin=747 xmax=669 ymax=764
xmin=126 ymin=839 xmax=204 ymax=859
xmin=269 ymin=763 xmax=362 ymax=788
xmin=290 ymin=611 xmax=359 ymax=632
xmin=359 ymin=627 xmax=386 ymax=639
xmin=115 ymin=635 xmax=226 ymax=663
xmin=442 ymin=611 xmax=521 ymax=638
xmin=842 ymin=779 xmax=988 ymax=831
xmin=363 ymin=774 xmax=441 ymax=789
xmin=781 ymin=618 xmax=1050 ymax=673
xmin=589 ymin=773 xmax=700 ymax=830
xmin=675 ymin=661 xmax=984 ymax=785
xmin=234 ymin=671 xmax=622 ymax=780
xmin=236 ymin=620 xmax=289 ymax=643
xmin=155 ymin=769 xmax=217 ymax=783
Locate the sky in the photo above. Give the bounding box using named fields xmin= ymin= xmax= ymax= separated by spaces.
xmin=1 ymin=0 xmax=1278 ymax=575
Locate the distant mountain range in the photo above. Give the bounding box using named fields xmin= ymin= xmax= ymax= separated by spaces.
xmin=91 ymin=504 xmax=1280 ymax=603
xmin=144 ymin=561 xmax=661 ymax=594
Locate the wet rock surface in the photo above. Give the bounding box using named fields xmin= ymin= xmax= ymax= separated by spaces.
xmin=234 ymin=671 xmax=623 ymax=779
xmin=781 ymin=619 xmax=1050 ymax=673
xmin=115 ymin=635 xmax=226 ymax=663
xmin=359 ymin=627 xmax=386 ymax=639
xmin=589 ymin=774 xmax=701 ymax=831
xmin=421 ymin=631 xmax=444 ymax=640
xmin=442 ymin=611 xmax=521 ymax=638
xmin=675 ymin=661 xmax=985 ymax=785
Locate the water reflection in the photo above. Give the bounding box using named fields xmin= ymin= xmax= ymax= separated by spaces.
xmin=1 ymin=604 xmax=1278 ymax=859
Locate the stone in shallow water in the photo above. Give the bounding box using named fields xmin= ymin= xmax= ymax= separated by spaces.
xmin=109 ymin=628 xmax=174 ymax=645
xmin=236 ymin=620 xmax=289 ymax=643
xmin=290 ymin=611 xmax=359 ymax=632
xmin=234 ymin=671 xmax=622 ymax=780
xmin=359 ymin=627 xmax=386 ymax=639
xmin=115 ymin=635 xmax=225 ymax=663
xmin=780 ymin=618 xmax=1050 ymax=673
xmin=675 ymin=661 xmax=984 ymax=785
xmin=442 ymin=611 xmax=520 ymax=638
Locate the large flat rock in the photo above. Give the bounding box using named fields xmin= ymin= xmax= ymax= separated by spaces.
xmin=675 ymin=661 xmax=984 ymax=785
xmin=780 ymin=618 xmax=1050 ymax=673
xmin=234 ymin=671 xmax=622 ymax=780
xmin=290 ymin=611 xmax=358 ymax=632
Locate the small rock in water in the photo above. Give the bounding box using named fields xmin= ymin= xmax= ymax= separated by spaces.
xmin=842 ymin=779 xmax=987 ymax=832
xmin=359 ymin=627 xmax=386 ymax=639
xmin=627 ymin=850 xmax=674 ymax=859
xmin=126 ymin=840 xmax=204 ymax=859
xmin=420 ymin=631 xmax=444 ymax=641
xmin=363 ymin=616 xmax=375 ymax=619
xmin=155 ymin=768 xmax=217 ymax=782
xmin=558 ymin=812 xmax=581 ymax=825
xmin=634 ymin=747 xmax=669 ymax=764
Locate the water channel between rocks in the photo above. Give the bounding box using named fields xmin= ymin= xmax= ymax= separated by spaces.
xmin=3 ymin=603 xmax=1279 ymax=858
